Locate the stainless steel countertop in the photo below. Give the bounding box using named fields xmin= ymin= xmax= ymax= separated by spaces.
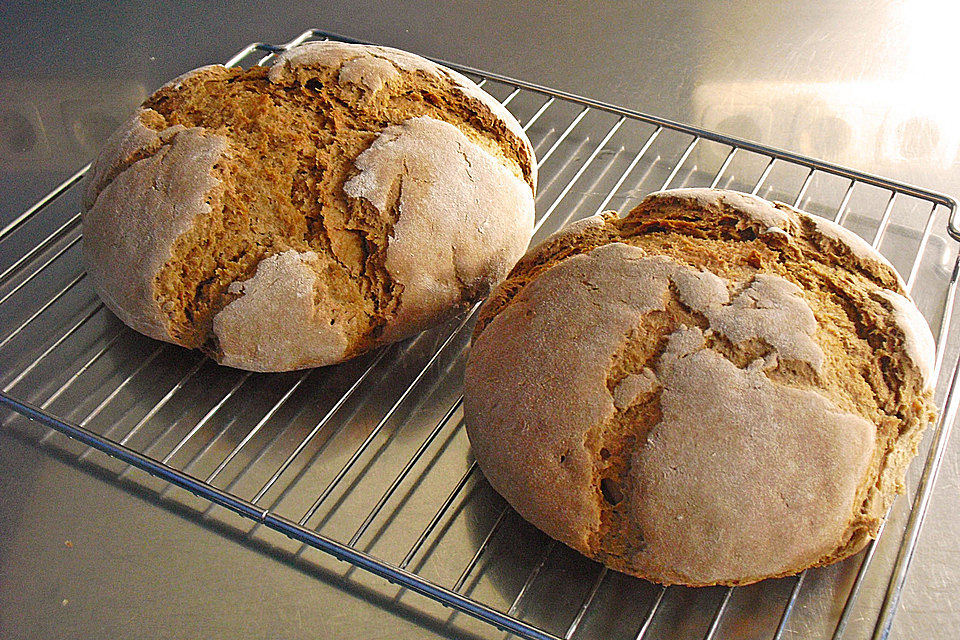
xmin=1 ymin=2 xmax=958 ymax=638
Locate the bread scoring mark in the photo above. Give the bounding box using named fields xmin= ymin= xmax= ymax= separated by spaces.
xmin=212 ymin=250 xmax=349 ymax=371
xmin=633 ymin=325 xmax=875 ymax=584
xmin=343 ymin=116 xmax=535 ymax=343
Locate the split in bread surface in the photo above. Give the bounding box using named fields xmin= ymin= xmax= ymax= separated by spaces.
xmin=82 ymin=41 xmax=537 ymax=371
xmin=464 ymin=188 xmax=937 ymax=586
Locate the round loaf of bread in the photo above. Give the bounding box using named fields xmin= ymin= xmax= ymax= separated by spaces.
xmin=82 ymin=41 xmax=536 ymax=371
xmin=464 ymin=188 xmax=937 ymax=586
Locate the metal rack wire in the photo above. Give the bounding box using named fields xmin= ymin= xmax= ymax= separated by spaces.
xmin=1 ymin=28 xmax=959 ymax=640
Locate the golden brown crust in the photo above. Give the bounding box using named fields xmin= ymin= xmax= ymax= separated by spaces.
xmin=82 ymin=42 xmax=536 ymax=371
xmin=464 ymin=188 xmax=937 ymax=586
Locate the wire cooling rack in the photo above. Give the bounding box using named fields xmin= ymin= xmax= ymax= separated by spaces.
xmin=1 ymin=29 xmax=959 ymax=640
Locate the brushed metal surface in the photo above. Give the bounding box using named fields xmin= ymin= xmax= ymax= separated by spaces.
xmin=1 ymin=3 xmax=958 ymax=639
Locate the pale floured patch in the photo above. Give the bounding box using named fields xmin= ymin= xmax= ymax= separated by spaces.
xmin=83 ymin=108 xmax=166 ymax=211
xmin=551 ymin=213 xmax=608 ymax=238
xmin=366 ymin=45 xmax=446 ymax=77
xmin=338 ymin=55 xmax=401 ymax=93
xmin=612 ymin=368 xmax=658 ymax=410
xmin=343 ymin=116 xmax=535 ymax=342
xmin=267 ymin=41 xmax=370 ymax=82
xmin=213 ymin=250 xmax=349 ymax=371
xmin=270 ymin=41 xmax=408 ymax=93
xmin=701 ymin=274 xmax=825 ymax=371
xmin=83 ymin=127 xmax=227 ymax=342
xmin=669 ymin=265 xmax=728 ymax=312
xmin=630 ymin=253 xmax=824 ymax=371
xmin=633 ymin=325 xmax=875 ymax=584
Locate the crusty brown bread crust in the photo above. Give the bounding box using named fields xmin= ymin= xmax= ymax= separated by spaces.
xmin=464 ymin=188 xmax=936 ymax=586
xmin=82 ymin=42 xmax=536 ymax=371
